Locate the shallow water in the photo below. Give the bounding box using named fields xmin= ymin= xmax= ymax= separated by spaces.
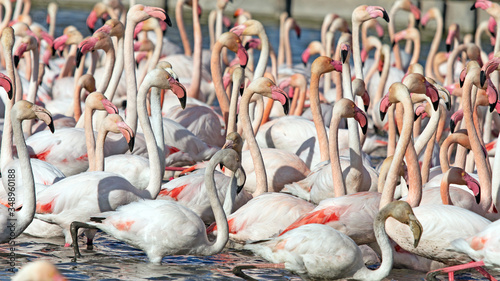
xmin=2 ymin=6 xmax=499 ymax=281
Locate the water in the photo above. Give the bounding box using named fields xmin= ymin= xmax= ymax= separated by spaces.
xmin=1 ymin=7 xmax=499 ymax=281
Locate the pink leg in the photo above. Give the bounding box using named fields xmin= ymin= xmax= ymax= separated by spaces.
xmin=475 ymin=266 xmax=498 ymax=281
xmin=448 ymin=271 xmax=454 ymax=281
xmin=64 ymin=243 xmax=70 ymax=247
xmin=426 ymin=261 xmax=496 ymax=281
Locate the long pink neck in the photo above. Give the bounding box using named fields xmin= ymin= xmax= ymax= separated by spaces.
xmin=176 ymin=0 xmax=192 ymax=56
xmin=189 ymin=0 xmax=202 ymax=99
xmin=425 ymin=10 xmax=442 ymax=79
xmin=310 ymin=72 xmax=329 ymax=162
xmin=329 ymin=108 xmax=346 ymax=197
xmin=462 ymin=69 xmax=492 ymax=211
xmin=211 ymin=41 xmax=230 ymax=127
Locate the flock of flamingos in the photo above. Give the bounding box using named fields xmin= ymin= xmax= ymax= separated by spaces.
xmin=2 ymin=0 xmax=500 ymax=279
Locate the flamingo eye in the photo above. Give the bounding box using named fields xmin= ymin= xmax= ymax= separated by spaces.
xmin=461 ymin=172 xmax=465 ymax=177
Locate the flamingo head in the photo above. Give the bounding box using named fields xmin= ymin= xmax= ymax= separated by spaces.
xmin=301 ymin=47 xmax=311 ymax=66
xmin=23 ymin=101 xmax=55 ymax=133
xmin=271 ymin=84 xmax=290 ymax=115
xmin=364 ymin=6 xmax=390 ymax=23
xmin=382 ymin=201 xmax=422 ymax=248
xmin=450 ymin=109 xmax=464 ymax=133
xmin=53 ymin=34 xmax=69 ymax=51
xmin=379 ymin=94 xmax=391 ymax=121
xmin=341 ymin=43 xmax=350 ymax=64
xmin=116 ymin=118 xmax=135 ymax=152
xmin=143 ymin=6 xmax=172 ymax=27
xmin=168 ymin=76 xmax=187 ymax=109
xmin=424 ymin=79 xmax=440 ymax=111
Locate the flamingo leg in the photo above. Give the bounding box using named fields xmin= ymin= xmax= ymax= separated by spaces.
xmin=426 ymin=261 xmax=497 ymax=281
xmin=70 ymin=221 xmax=98 ymax=262
xmin=233 ymin=263 xmax=286 ymax=281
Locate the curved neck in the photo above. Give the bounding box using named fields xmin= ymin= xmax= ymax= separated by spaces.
xmin=440 ymin=171 xmax=453 ymax=205
xmin=462 ymin=70 xmax=492 ymax=210
xmin=414 ymin=105 xmax=440 ymax=155
xmin=310 ymin=72 xmax=329 ymax=162
xmin=73 ymin=82 xmax=83 ymax=123
xmin=354 ymin=210 xmax=394 ymax=280
xmin=10 ymin=110 xmax=36 ymax=237
xmin=84 ymin=105 xmax=97 ymax=172
xmin=23 ymin=47 xmax=39 ymax=137
xmin=215 ymin=8 xmax=223 ymax=42
xmin=0 ymin=0 xmax=12 ymax=32
xmin=1 ymin=39 xmax=15 ymax=170
xmin=137 ymin=76 xmax=162 ymax=199
xmin=124 ymin=17 xmax=139 ymax=133
xmin=374 ymin=45 xmax=391 ymax=112
xmin=425 ymin=12 xmax=442 ymax=79
xmin=283 ymin=22 xmax=292 ymax=68
xmin=201 ymin=155 xmax=229 ymax=255
xmin=227 ymin=70 xmax=244 ymax=134
xmin=147 ymin=28 xmax=163 ymax=73
xmin=97 ymin=46 xmax=115 ymax=94
xmin=208 ymin=10 xmax=216 ymax=49
xmin=150 ymin=87 xmax=166 ymax=171
xmin=105 ymin=36 xmax=124 ymax=100
xmin=211 ymin=41 xmax=230 ymax=127
xmin=328 ymin=111 xmax=346 ymax=197
xmin=389 ymin=5 xmax=403 ymax=70
xmin=380 ymin=88 xmax=414 ymax=208
xmin=421 ymin=130 xmax=436 ymax=183
xmin=176 ymin=0 xmax=192 ymax=56
xmin=94 ymin=126 xmax=108 ymax=171
xmin=254 ymin=29 xmax=269 ymax=79
xmin=241 ymin=90 xmax=268 ymax=195
xmin=59 ymin=45 xmax=77 ymax=78
xmin=189 ymin=0 xmax=202 ymax=99
xmin=342 ymin=55 xmax=364 ymax=193
xmin=409 ymin=37 xmax=420 ymax=65
xmin=444 ymin=44 xmax=467 ymax=86
xmin=351 ymin=23 xmax=363 ymax=80
xmin=294 ymin=83 xmax=306 ymax=115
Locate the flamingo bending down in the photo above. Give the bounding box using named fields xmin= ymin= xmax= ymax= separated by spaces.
xmin=70 ymin=148 xmax=242 ymax=264
xmin=236 ymin=201 xmax=422 ymax=281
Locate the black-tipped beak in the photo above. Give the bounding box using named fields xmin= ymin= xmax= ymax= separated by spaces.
xmin=391 ymin=40 xmax=395 ymax=48
xmin=480 ymin=71 xmax=486 ymax=88
xmin=46 ymin=63 xmax=51 ymax=70
xmin=362 ymin=61 xmax=365 ymax=68
xmin=432 ymin=100 xmax=439 ymax=111
xmin=100 ymin=18 xmax=106 ymax=26
xmin=14 ymin=56 xmax=19 ymax=68
xmin=76 ymin=48 xmax=83 ymax=68
xmin=128 ymin=136 xmax=135 ymax=152
xmin=164 ymin=12 xmax=173 ymax=27
xmin=364 ymin=104 xmax=369 ymax=112
xmin=460 ymin=77 xmax=465 ymax=88
xmin=58 ymin=50 xmax=63 ymax=57
xmin=471 ymin=3 xmax=476 ymax=10
xmin=237 ymin=183 xmax=244 ymax=193
xmin=380 ymin=110 xmax=386 ymax=121
xmin=475 ymin=192 xmax=481 ymax=204
xmin=341 ymin=49 xmax=348 ymax=64
xmin=244 ymin=42 xmax=250 ymax=50
xmin=450 ymin=119 xmax=456 ymax=133
xmin=51 ymin=47 xmax=56 ymax=56
xmin=446 ymin=101 xmax=451 ymax=111
xmin=446 ymin=44 xmax=451 ymax=53
xmin=415 ymin=19 xmax=420 ymax=29
xmin=490 ymin=102 xmax=496 ymax=113
xmin=302 ymin=61 xmax=307 ymax=67
xmin=178 ymin=94 xmax=187 ymax=109
xmin=382 ymin=10 xmax=390 ymax=22
xmin=48 ymin=119 xmax=55 ymax=133
xmin=414 ymin=113 xmax=419 ymax=121
xmin=239 ymin=86 xmax=244 ymax=95
xmin=88 ymin=26 xmax=94 ymax=34
xmin=361 ymin=123 xmax=367 ymax=135
xmin=283 ymin=97 xmax=290 ymax=115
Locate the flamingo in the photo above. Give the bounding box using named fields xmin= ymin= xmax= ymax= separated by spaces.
xmin=32 ymin=68 xmax=171 ymax=246
xmin=0 ymin=100 xmax=53 ymax=242
xmin=70 ymin=148 xmax=242 ymax=264
xmin=235 ymin=201 xmax=422 ymax=281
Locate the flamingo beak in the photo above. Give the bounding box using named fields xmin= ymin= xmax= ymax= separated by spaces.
xmin=222 ymin=139 xmax=234 ymax=150
xmin=450 ymin=119 xmax=456 ymax=133
xmin=409 ymin=214 xmax=422 ymax=248
xmin=301 ymin=48 xmax=310 ymax=66
xmin=463 ymin=173 xmax=481 ymax=204
xmin=379 ymin=95 xmax=390 ymax=121
xmin=341 ymin=48 xmax=348 ymax=64
xmin=117 ymin=121 xmax=135 ymax=152
xmin=53 ymin=34 xmax=68 ymax=51
xmin=271 ymin=85 xmax=289 ymax=115
xmin=0 ymin=74 xmax=13 ymax=100
xmin=33 ymin=105 xmax=54 ymax=133
xmin=481 ymin=70 xmax=487 ymax=88
xmin=144 ymin=6 xmax=172 ymax=27
xmin=87 ymin=10 xmax=98 ymax=33
xmin=236 ymin=42 xmax=248 ymax=69
xmin=235 ymin=167 xmax=246 ymax=193
xmin=354 ymin=106 xmax=368 ymax=135
xmin=168 ymin=77 xmax=187 ymax=109
xmin=230 ymin=24 xmax=246 ymax=36
xmin=362 ymin=91 xmax=370 ymax=112
xmin=101 ymin=98 xmax=118 ymax=114
xmin=446 ymin=44 xmax=451 ymax=53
